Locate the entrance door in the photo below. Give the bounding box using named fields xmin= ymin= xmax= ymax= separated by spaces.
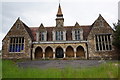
xmin=56 ymin=47 xmax=64 ymax=58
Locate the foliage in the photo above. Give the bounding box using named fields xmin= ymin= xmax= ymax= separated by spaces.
xmin=113 ymin=20 xmax=120 ymax=49
xmin=2 ymin=60 xmax=119 ymax=78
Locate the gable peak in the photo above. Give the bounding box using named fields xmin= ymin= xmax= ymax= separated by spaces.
xmin=75 ymin=22 xmax=80 ymax=26
xmin=39 ymin=23 xmax=44 ymax=27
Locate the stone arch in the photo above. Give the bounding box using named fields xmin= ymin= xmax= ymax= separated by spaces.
xmin=66 ymin=46 xmax=74 ymax=57
xmin=76 ymin=46 xmax=85 ymax=58
xmin=45 ymin=46 xmax=53 ymax=58
xmin=55 ymin=46 xmax=64 ymax=58
xmin=35 ymin=47 xmax=43 ymax=59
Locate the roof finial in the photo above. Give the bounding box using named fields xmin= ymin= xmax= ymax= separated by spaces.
xmin=59 ymin=0 xmax=61 ymax=4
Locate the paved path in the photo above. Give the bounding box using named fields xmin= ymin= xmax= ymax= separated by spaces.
xmin=17 ymin=60 xmax=110 ymax=69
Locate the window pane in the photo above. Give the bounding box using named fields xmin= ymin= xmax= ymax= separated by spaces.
xmin=95 ymin=34 xmax=112 ymax=51
xmin=9 ymin=37 xmax=24 ymax=52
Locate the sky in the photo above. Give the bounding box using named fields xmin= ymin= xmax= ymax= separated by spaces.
xmin=0 ymin=0 xmax=119 ymax=50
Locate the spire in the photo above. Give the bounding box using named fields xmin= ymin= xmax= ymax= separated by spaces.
xmin=56 ymin=4 xmax=63 ymax=17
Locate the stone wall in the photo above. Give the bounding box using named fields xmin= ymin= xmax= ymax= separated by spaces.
xmin=87 ymin=15 xmax=117 ymax=59
xmin=2 ymin=19 xmax=32 ymax=59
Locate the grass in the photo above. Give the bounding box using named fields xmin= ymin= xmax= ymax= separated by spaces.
xmin=0 ymin=59 xmax=2 ymax=79
xmin=2 ymin=60 xmax=119 ymax=78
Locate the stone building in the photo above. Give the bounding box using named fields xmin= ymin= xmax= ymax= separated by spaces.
xmin=2 ymin=4 xmax=117 ymax=60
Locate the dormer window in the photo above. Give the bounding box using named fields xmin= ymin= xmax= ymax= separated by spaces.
xmin=56 ymin=31 xmax=63 ymax=40
xmin=72 ymin=29 xmax=83 ymax=40
xmin=75 ymin=29 xmax=80 ymax=40
xmin=39 ymin=32 xmax=45 ymax=41
xmin=36 ymin=31 xmax=47 ymax=41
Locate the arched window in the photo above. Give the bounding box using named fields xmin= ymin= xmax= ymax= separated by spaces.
xmin=35 ymin=47 xmax=43 ymax=59
xmin=45 ymin=46 xmax=53 ymax=58
xmin=66 ymin=46 xmax=74 ymax=57
xmin=76 ymin=46 xmax=85 ymax=58
xmin=55 ymin=47 xmax=64 ymax=58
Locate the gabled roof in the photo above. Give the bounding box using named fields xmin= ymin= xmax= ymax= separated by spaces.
xmin=30 ymin=25 xmax=92 ymax=41
xmin=2 ymin=18 xmax=34 ymax=41
xmin=21 ymin=21 xmax=34 ymax=40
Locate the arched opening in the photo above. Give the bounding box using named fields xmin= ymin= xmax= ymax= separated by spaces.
xmin=76 ymin=46 xmax=85 ymax=58
xmin=55 ymin=47 xmax=64 ymax=58
xmin=35 ymin=47 xmax=43 ymax=59
xmin=66 ymin=46 xmax=74 ymax=57
xmin=45 ymin=46 xmax=53 ymax=58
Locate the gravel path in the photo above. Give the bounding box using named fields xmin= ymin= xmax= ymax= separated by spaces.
xmin=17 ymin=60 xmax=110 ymax=69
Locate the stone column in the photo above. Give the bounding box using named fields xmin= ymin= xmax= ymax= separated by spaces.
xmin=63 ymin=31 xmax=66 ymax=40
xmin=32 ymin=48 xmax=35 ymax=60
xmin=36 ymin=31 xmax=39 ymax=42
xmin=72 ymin=30 xmax=75 ymax=40
xmin=53 ymin=52 xmax=55 ymax=59
xmin=84 ymin=47 xmax=87 ymax=59
xmin=63 ymin=48 xmax=66 ymax=58
xmin=42 ymin=49 xmax=45 ymax=59
xmin=53 ymin=48 xmax=55 ymax=59
xmin=44 ymin=31 xmax=47 ymax=41
xmin=74 ymin=48 xmax=76 ymax=58
xmin=80 ymin=30 xmax=83 ymax=40
xmin=52 ymin=30 xmax=55 ymax=41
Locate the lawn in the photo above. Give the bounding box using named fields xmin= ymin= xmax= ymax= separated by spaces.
xmin=2 ymin=60 xmax=119 ymax=78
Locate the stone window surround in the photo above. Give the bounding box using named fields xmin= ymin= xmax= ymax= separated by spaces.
xmin=52 ymin=30 xmax=66 ymax=41
xmin=36 ymin=31 xmax=47 ymax=41
xmin=8 ymin=36 xmax=25 ymax=53
xmin=72 ymin=29 xmax=83 ymax=40
xmin=94 ymin=34 xmax=112 ymax=52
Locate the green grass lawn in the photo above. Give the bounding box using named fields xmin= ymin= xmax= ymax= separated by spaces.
xmin=2 ymin=60 xmax=119 ymax=78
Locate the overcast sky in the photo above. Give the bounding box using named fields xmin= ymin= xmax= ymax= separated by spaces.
xmin=0 ymin=0 xmax=119 ymax=50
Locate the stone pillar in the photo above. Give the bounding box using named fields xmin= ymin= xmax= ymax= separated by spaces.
xmin=53 ymin=48 xmax=55 ymax=59
xmin=74 ymin=48 xmax=76 ymax=58
xmin=44 ymin=31 xmax=47 ymax=41
xmin=36 ymin=31 xmax=39 ymax=42
xmin=72 ymin=30 xmax=75 ymax=40
xmin=42 ymin=49 xmax=45 ymax=59
xmin=53 ymin=52 xmax=55 ymax=59
xmin=80 ymin=30 xmax=83 ymax=40
xmin=63 ymin=31 xmax=66 ymax=40
xmin=84 ymin=47 xmax=87 ymax=59
xmin=63 ymin=48 xmax=66 ymax=58
xmin=42 ymin=53 xmax=45 ymax=59
xmin=32 ymin=48 xmax=35 ymax=60
xmin=52 ymin=30 xmax=55 ymax=41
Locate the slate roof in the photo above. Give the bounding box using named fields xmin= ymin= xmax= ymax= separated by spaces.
xmin=30 ymin=25 xmax=92 ymax=41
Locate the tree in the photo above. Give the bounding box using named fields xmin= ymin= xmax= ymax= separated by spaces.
xmin=113 ymin=20 xmax=120 ymax=49
xmin=113 ymin=20 xmax=120 ymax=60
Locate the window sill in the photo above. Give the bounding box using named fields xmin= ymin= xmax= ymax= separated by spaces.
xmin=9 ymin=52 xmax=24 ymax=54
